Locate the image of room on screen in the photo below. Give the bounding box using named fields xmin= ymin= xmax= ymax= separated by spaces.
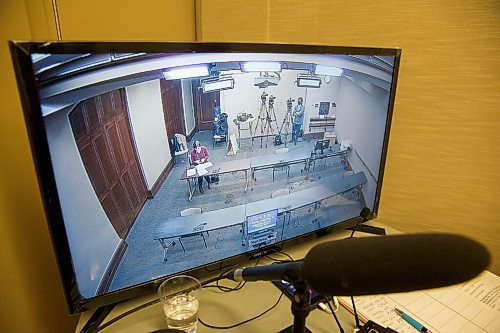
xmin=35 ymin=52 xmax=394 ymax=298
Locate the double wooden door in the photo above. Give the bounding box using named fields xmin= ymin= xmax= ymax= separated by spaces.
xmin=69 ymin=89 xmax=147 ymax=239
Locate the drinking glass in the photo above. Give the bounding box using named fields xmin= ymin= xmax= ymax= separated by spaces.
xmin=158 ymin=275 xmax=201 ymax=333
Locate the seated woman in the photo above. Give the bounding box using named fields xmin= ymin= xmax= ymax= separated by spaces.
xmin=190 ymin=140 xmax=211 ymax=194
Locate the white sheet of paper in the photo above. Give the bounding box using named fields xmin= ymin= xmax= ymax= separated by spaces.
xmin=200 ymin=161 xmax=213 ymax=168
xmin=186 ymin=168 xmax=196 ymax=177
xmin=195 ymin=165 xmax=208 ymax=176
xmin=339 ymin=270 xmax=500 ymax=333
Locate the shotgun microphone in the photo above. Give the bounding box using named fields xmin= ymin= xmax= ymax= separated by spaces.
xmin=225 ymin=233 xmax=490 ymax=296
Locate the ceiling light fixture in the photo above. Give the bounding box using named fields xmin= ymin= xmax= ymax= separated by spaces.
xmin=314 ymin=65 xmax=343 ymax=77
xmin=297 ymin=75 xmax=322 ymax=88
xmin=163 ymin=65 xmax=209 ymax=80
xmin=241 ymin=61 xmax=282 ymax=72
xmin=202 ymin=77 xmax=235 ymax=93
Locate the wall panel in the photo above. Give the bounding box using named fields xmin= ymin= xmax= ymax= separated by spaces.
xmin=199 ymin=0 xmax=500 ymax=274
xmin=0 ymin=1 xmax=78 ymax=332
xmin=56 ymin=0 xmax=195 ymax=41
xmin=1 ymin=0 xmax=197 ymax=331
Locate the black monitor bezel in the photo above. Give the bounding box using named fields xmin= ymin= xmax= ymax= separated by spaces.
xmin=9 ymin=41 xmax=401 ymax=314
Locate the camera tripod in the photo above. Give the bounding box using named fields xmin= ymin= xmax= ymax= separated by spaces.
xmin=279 ymin=98 xmax=294 ymax=147
xmin=253 ymin=92 xmax=277 ymax=148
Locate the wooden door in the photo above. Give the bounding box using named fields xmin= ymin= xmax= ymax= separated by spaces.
xmin=192 ymin=79 xmax=220 ymax=131
xmin=160 ymin=79 xmax=186 ymax=140
xmin=69 ymin=89 xmax=147 ymax=239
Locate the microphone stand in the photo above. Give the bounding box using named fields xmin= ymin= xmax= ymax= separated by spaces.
xmin=350 ymin=296 xmax=361 ymax=330
xmin=291 ymin=281 xmax=310 ymax=333
xmin=278 ymin=281 xmax=312 ymax=333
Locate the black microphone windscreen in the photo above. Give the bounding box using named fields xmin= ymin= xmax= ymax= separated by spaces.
xmin=303 ymin=233 xmax=490 ymax=296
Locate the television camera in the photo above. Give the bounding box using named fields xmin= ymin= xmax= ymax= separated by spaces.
xmin=260 ymin=92 xmax=268 ymax=104
xmin=268 ymin=95 xmax=276 ymax=107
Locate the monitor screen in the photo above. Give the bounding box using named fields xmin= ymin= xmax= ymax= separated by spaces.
xmin=9 ymin=42 xmax=400 ymax=313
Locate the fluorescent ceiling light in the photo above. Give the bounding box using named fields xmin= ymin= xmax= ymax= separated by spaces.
xmin=31 ymin=53 xmax=51 ymax=62
xmin=314 ymin=65 xmax=343 ymax=76
xmin=36 ymin=61 xmax=66 ymax=73
xmin=163 ymin=65 xmax=209 ymax=80
xmin=58 ymin=59 xmax=112 ymax=77
xmin=202 ymin=78 xmax=234 ymax=93
xmin=112 ymin=52 xmax=146 ymax=60
xmin=241 ymin=62 xmax=281 ymax=72
xmin=297 ymin=76 xmax=322 ymax=88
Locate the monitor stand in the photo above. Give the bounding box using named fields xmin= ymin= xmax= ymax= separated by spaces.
xmin=247 ymin=244 xmax=281 ymax=260
xmin=348 ymin=224 xmax=386 ymax=236
xmin=80 ymin=303 xmax=116 ymax=333
xmin=278 ymin=326 xmax=313 ymax=333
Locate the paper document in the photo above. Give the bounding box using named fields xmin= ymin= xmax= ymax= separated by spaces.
xmin=186 ymin=168 xmax=196 ymax=177
xmin=200 ymin=161 xmax=213 ymax=168
xmin=195 ymin=165 xmax=208 ymax=176
xmin=339 ymin=270 xmax=500 ymax=333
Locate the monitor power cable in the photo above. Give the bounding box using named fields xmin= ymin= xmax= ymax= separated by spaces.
xmin=347 ymin=207 xmax=371 ymax=330
xmin=198 ymin=292 xmax=284 ymax=330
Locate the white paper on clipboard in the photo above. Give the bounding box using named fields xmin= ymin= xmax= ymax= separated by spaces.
xmin=339 ymin=270 xmax=500 ymax=333
xmin=195 ymin=165 xmax=208 ymax=176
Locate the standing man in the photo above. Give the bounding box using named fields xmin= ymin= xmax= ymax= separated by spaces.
xmin=190 ymin=140 xmax=211 ymax=194
xmin=213 ymin=103 xmax=221 ymax=121
xmin=292 ymin=97 xmax=305 ymax=143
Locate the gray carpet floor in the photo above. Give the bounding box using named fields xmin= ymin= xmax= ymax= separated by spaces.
xmin=109 ymin=131 xmax=363 ymax=293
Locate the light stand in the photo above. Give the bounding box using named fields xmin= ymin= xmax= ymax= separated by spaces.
xmin=279 ymin=98 xmax=294 ymax=147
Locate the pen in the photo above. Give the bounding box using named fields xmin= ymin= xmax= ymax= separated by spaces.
xmin=394 ymin=308 xmax=432 ymax=333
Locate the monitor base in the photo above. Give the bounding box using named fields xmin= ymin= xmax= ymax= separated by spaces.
xmin=247 ymin=244 xmax=282 ymax=260
xmin=277 ymin=326 xmax=314 ymax=333
xmin=348 ymin=224 xmax=386 ymax=236
xmin=80 ymin=303 xmax=116 ymax=333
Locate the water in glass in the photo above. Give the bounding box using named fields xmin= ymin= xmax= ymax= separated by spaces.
xmin=163 ymin=294 xmax=199 ymax=333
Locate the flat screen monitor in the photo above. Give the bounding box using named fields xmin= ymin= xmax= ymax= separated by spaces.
xmin=246 ymin=209 xmax=279 ymax=234
xmin=319 ymin=102 xmax=330 ymax=116
xmin=315 ymin=139 xmax=330 ymax=152
xmin=9 ymin=41 xmax=401 ymax=313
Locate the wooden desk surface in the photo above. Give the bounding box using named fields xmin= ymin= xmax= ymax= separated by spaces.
xmin=77 ymin=222 xmax=400 ymax=333
xmin=181 ymin=158 xmax=252 ymax=180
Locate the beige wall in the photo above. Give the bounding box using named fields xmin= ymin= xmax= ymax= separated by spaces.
xmin=198 ymin=0 xmax=500 ymax=274
xmin=0 ymin=2 xmax=74 ymax=332
xmin=0 ymin=1 xmax=195 ymax=332
xmin=2 ymin=0 xmax=499 ymax=331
